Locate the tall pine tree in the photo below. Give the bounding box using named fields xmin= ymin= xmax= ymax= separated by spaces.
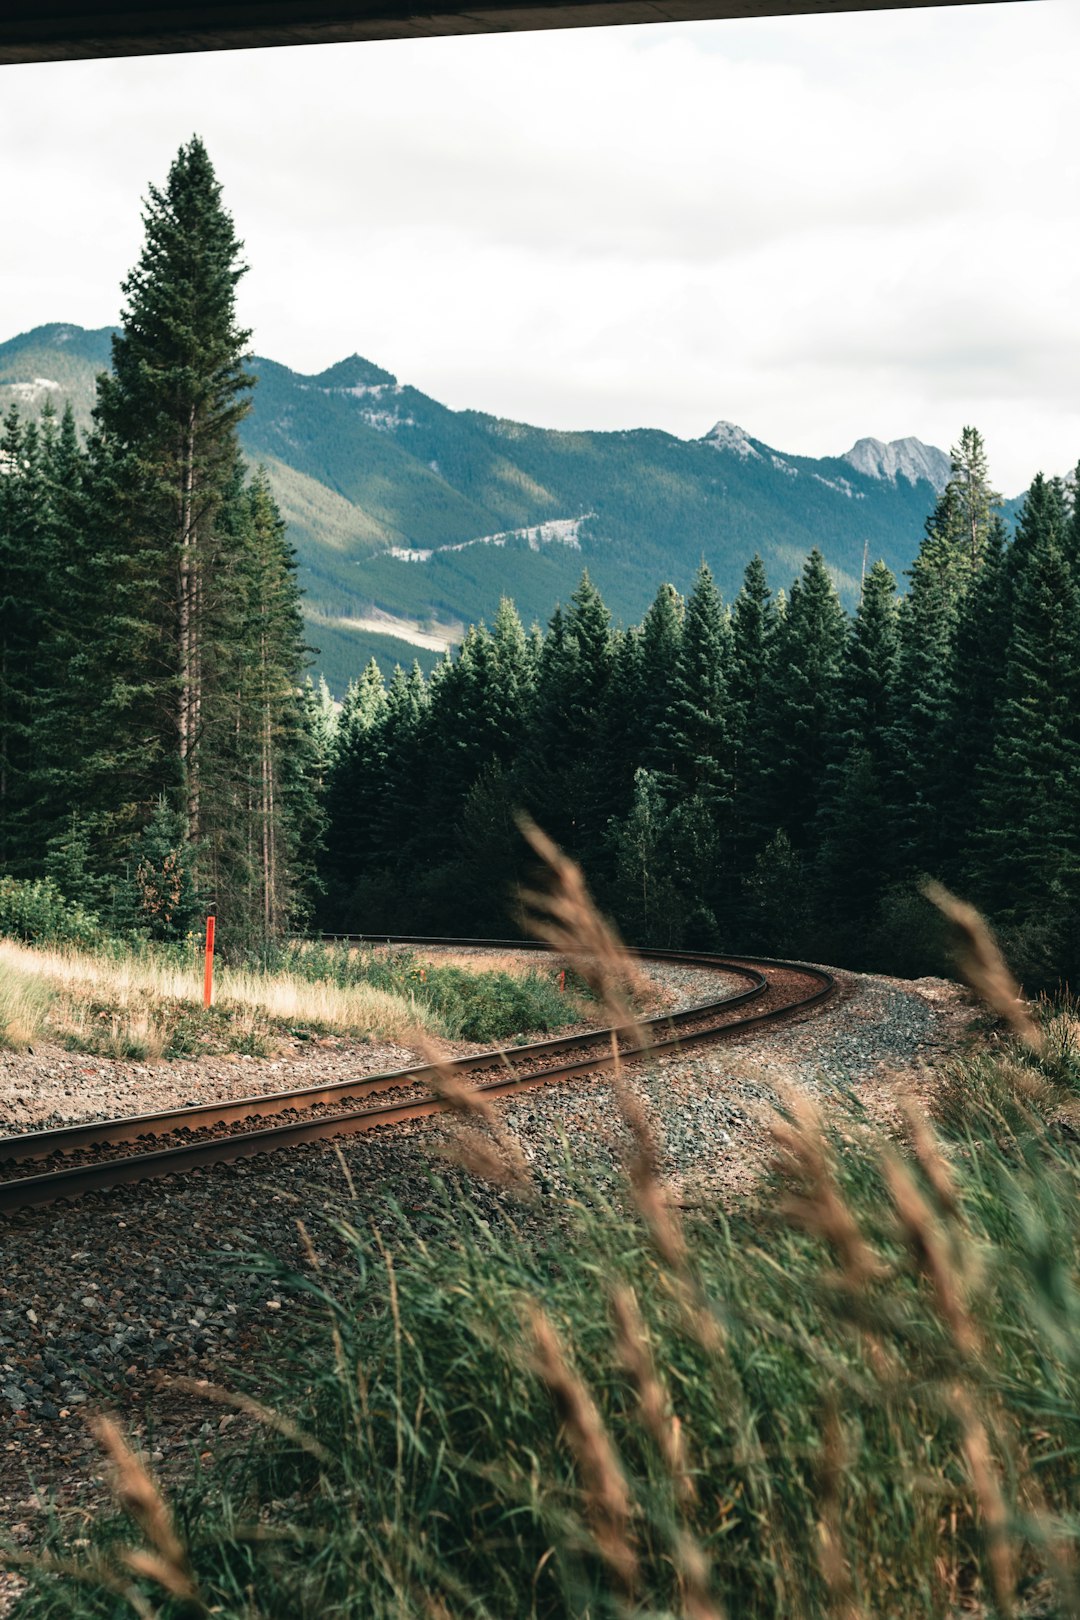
xmin=91 ymin=135 xmax=254 ymax=878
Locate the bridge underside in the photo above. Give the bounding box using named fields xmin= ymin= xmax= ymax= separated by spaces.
xmin=2 ymin=0 xmax=1023 ymax=66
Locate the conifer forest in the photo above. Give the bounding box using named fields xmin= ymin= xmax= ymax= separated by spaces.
xmin=3 ymin=138 xmax=1079 ymax=989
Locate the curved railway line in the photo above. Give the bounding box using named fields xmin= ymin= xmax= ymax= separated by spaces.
xmin=0 ymin=938 xmax=835 ymax=1213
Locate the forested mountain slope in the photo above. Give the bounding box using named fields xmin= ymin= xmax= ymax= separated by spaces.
xmin=2 ymin=321 xmax=984 ymax=690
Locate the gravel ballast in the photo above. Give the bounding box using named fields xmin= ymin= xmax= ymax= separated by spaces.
xmin=0 ymin=956 xmax=975 ymax=1599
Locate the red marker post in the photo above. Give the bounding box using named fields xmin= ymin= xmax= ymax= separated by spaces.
xmin=203 ymin=915 xmax=216 ymax=1009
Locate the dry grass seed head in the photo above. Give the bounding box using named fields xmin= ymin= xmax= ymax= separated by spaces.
xmin=610 ymin=1285 xmax=695 ymax=1504
xmin=612 ymin=1070 xmax=689 ymax=1275
xmin=770 ymin=1092 xmax=885 ymax=1287
xmin=526 ymin=1303 xmax=638 ymax=1591
xmin=517 ymin=816 xmax=650 ymax=1029
xmin=411 ymin=1031 xmax=534 ymax=1193
xmin=922 ymin=882 xmax=1041 ymax=1052
xmin=519 ymin=822 xmax=725 ymax=1349
xmin=448 ymin=1125 xmax=534 ymax=1192
xmin=1 ymin=1549 xmax=161 ymax=1620
xmin=151 ymin=1373 xmax=332 ymax=1466
xmin=881 ymin=1152 xmax=980 ymax=1358
xmin=900 ymin=1098 xmax=964 ymax=1223
xmin=673 ymin=1529 xmax=728 ymax=1620
xmin=411 ymin=1031 xmax=497 ymax=1123
xmin=814 ymin=1400 xmax=867 ymax=1620
xmin=950 ymin=1386 xmax=1017 ymax=1620
xmin=89 ymin=1416 xmax=202 ymax=1607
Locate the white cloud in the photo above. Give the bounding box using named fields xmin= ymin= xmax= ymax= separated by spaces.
xmin=2 ymin=1 xmax=1079 ymax=490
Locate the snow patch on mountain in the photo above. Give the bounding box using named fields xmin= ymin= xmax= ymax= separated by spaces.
xmin=841 ymin=436 xmax=950 ymax=493
xmin=357 ymin=408 xmax=417 ymax=432
xmin=702 ymin=421 xmax=761 ymax=460
xmin=312 ymin=605 xmax=460 ymax=653
xmin=381 ymin=515 xmax=591 ymax=564
xmin=317 ymin=379 xmax=416 ymax=433
xmin=4 ymin=378 xmax=61 ymax=399
xmin=812 ymin=472 xmax=864 ymax=501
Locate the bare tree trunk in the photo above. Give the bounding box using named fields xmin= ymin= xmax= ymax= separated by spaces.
xmin=178 ymin=407 xmax=200 ymax=844
xmin=262 ymin=710 xmax=271 ymax=935
xmin=267 ymin=701 xmax=277 ymax=933
xmin=260 ymin=626 xmax=276 ymax=936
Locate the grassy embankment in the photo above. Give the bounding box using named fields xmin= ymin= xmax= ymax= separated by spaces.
xmin=6 ymin=849 xmax=1080 ymax=1618
xmin=0 ymin=881 xmax=594 ymax=1057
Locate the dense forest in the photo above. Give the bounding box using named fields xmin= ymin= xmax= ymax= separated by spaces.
xmin=2 ymin=137 xmax=1079 ymax=986
xmin=322 ymin=434 xmax=1080 ymax=988
xmin=0 ymin=138 xmax=323 ymax=946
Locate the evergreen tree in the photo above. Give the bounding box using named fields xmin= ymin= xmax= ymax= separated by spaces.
xmin=970 ymin=531 xmax=1080 ymax=975
xmin=634 ymin=583 xmax=684 ymax=780
xmin=1066 ymin=461 xmax=1080 ymax=572
xmin=838 ymin=561 xmax=899 ymax=760
xmin=727 ymin=555 xmax=776 ymax=869
xmin=0 ymin=407 xmax=46 ymax=872
xmin=90 ymin=135 xmax=254 ymax=870
xmin=813 ymin=562 xmax=899 ymax=950
xmin=372 ymin=662 xmax=429 ymax=873
xmin=1006 ymin=473 xmax=1071 ymax=585
xmin=598 ymin=626 xmax=645 ymax=822
xmin=323 ymin=659 xmax=387 ymax=917
xmin=663 ymin=561 xmax=732 ymax=817
xmin=947 ymin=426 xmax=1001 ymax=575
xmin=750 ymin=551 xmax=846 ymax=848
xmin=937 ymin=517 xmax=1010 ymax=881
xmin=609 ymin=769 xmax=684 ymax=946
xmin=524 ymin=575 xmax=615 ymax=871
xmin=887 ymin=528 xmax=963 ymax=874
xmin=229 ymin=469 xmax=316 ymax=936
xmin=815 ymin=747 xmax=891 ymax=958
xmin=490 ymin=596 xmax=535 ymax=750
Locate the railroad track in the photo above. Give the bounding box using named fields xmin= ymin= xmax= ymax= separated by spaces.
xmin=0 ymin=939 xmax=835 ymax=1212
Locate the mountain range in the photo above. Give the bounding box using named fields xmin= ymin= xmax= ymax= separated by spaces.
xmin=2 ymin=322 xmax=969 ymax=692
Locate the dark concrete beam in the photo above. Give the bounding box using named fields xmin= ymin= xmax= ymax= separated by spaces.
xmin=0 ymin=0 xmax=1026 ymax=67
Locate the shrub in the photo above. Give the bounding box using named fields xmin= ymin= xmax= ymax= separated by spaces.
xmin=0 ymin=876 xmax=102 ymax=949
xmin=277 ymin=941 xmax=587 ymax=1042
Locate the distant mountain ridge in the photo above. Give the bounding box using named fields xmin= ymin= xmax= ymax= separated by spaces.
xmin=1 ymin=322 xmax=959 ymax=691
xmin=841 ymin=436 xmax=952 ymax=491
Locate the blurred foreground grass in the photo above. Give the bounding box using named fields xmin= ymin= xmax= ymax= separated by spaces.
xmin=8 ymin=1002 xmax=1080 ymax=1618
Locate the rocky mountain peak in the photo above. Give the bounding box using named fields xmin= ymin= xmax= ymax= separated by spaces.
xmin=311 ymin=354 xmax=397 ymax=393
xmin=841 ymin=436 xmax=950 ymax=493
xmin=702 ymin=420 xmax=761 ymax=460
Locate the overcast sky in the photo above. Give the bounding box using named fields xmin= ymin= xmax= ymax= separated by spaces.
xmin=3 ymin=1 xmax=1079 ymax=491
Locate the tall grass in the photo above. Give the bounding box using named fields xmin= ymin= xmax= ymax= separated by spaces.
xmin=8 ymin=855 xmax=1080 ymax=1617
xmin=276 ymin=938 xmax=594 ymax=1042
xmin=0 ymin=948 xmax=54 ymax=1049
xmin=0 ymin=937 xmax=439 ymax=1056
xmin=13 ymin=1034 xmax=1080 ymax=1619
xmin=0 ymin=935 xmax=590 ymax=1059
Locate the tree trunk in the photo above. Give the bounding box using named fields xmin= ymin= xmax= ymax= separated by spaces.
xmin=178 ymin=407 xmax=199 ymax=844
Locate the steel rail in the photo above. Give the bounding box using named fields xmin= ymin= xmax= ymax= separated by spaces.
xmin=0 ymin=943 xmax=834 ymax=1212
xmin=0 ymin=947 xmax=765 ymax=1164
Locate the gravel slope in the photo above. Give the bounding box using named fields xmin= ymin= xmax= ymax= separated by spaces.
xmin=0 ymin=959 xmax=974 ymax=1605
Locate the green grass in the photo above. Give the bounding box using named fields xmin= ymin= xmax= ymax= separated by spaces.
xmin=10 ymin=1008 xmax=1080 ymax=1618
xmin=0 ymin=934 xmax=590 ymax=1061
xmin=277 ymin=940 xmax=593 ymax=1043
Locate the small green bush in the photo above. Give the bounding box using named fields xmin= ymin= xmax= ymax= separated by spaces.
xmin=0 ymin=876 xmax=103 ymax=948
xmin=275 ymin=942 xmax=586 ymax=1042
